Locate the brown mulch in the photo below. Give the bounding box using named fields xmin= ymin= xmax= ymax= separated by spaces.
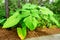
xmin=0 ymin=27 xmax=60 ymax=40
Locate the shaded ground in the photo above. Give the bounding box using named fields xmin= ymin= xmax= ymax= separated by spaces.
xmin=0 ymin=27 xmax=60 ymax=40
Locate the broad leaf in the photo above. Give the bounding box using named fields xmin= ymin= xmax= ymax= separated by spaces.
xmin=17 ymin=27 xmax=26 ymax=40
xmin=23 ymin=16 xmax=38 ymax=30
xmin=3 ymin=11 xmax=21 ymax=28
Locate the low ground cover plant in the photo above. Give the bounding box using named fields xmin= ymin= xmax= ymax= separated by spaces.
xmin=2 ymin=3 xmax=60 ymax=40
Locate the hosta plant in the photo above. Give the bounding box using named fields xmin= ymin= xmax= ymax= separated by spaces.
xmin=3 ymin=3 xmax=60 ymax=40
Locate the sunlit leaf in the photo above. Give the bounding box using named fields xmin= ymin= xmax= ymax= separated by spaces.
xmin=17 ymin=27 xmax=26 ymax=40
xmin=3 ymin=11 xmax=21 ymax=28
xmin=24 ymin=16 xmax=38 ymax=30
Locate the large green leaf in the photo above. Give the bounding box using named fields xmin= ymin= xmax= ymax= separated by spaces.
xmin=21 ymin=10 xmax=30 ymax=18
xmin=23 ymin=16 xmax=38 ymax=30
xmin=17 ymin=27 xmax=26 ymax=40
xmin=3 ymin=11 xmax=21 ymax=28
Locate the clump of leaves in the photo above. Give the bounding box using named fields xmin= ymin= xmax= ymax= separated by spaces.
xmin=38 ymin=6 xmax=60 ymax=28
xmin=3 ymin=3 xmax=60 ymax=40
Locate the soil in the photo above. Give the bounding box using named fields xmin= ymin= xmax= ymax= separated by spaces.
xmin=0 ymin=26 xmax=60 ymax=40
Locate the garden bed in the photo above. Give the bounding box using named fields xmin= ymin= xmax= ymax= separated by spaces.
xmin=0 ymin=26 xmax=60 ymax=40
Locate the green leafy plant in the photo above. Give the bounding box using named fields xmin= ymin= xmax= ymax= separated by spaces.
xmin=38 ymin=6 xmax=60 ymax=27
xmin=17 ymin=22 xmax=27 ymax=40
xmin=24 ymin=15 xmax=38 ymax=30
xmin=2 ymin=3 xmax=60 ymax=40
